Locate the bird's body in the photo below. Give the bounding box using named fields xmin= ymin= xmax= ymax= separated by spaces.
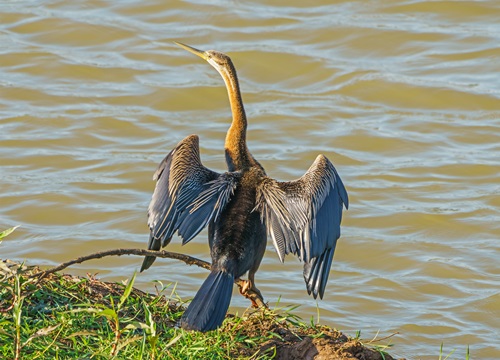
xmin=140 ymin=42 xmax=348 ymax=332
xmin=209 ymin=168 xmax=267 ymax=279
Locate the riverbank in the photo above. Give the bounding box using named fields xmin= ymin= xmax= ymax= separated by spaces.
xmin=1 ymin=259 xmax=399 ymax=359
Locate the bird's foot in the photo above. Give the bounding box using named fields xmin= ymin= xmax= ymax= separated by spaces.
xmin=236 ymin=279 xmax=266 ymax=308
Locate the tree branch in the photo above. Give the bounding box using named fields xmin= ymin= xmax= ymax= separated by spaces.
xmin=32 ymin=248 xmax=210 ymax=279
xmin=31 ymin=248 xmax=266 ymax=308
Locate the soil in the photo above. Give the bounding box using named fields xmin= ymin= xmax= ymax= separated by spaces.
xmin=226 ymin=311 xmax=399 ymax=360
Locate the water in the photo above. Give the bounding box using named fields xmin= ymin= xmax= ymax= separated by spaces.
xmin=1 ymin=1 xmax=499 ymax=358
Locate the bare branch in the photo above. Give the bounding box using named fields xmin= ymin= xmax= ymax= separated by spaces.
xmin=31 ymin=248 xmax=209 ymax=279
xmin=30 ymin=248 xmax=266 ymax=308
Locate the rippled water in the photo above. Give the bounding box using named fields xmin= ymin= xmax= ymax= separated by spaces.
xmin=1 ymin=1 xmax=499 ymax=358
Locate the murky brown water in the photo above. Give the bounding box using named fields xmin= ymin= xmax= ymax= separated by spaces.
xmin=1 ymin=1 xmax=499 ymax=358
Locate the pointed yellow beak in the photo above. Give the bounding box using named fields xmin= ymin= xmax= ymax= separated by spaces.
xmin=174 ymin=41 xmax=208 ymax=60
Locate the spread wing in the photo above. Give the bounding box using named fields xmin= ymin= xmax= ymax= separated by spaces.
xmin=255 ymin=154 xmax=348 ymax=299
xmin=141 ymin=134 xmax=240 ymax=271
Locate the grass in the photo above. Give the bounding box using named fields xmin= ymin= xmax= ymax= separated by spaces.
xmin=1 ymin=264 xmax=249 ymax=359
xmin=0 ymin=258 xmax=401 ymax=360
xmin=2 ymin=264 xmax=205 ymax=358
xmin=2 ymin=225 xmax=390 ymax=360
xmin=0 ymin=225 xmax=463 ymax=360
xmin=0 ymin=226 xmax=19 ymax=242
xmin=0 ymin=260 xmax=359 ymax=360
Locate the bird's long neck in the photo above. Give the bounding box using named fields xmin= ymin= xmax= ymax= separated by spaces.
xmin=220 ymin=63 xmax=253 ymax=171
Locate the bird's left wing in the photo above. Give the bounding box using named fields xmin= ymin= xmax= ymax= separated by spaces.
xmin=255 ymin=154 xmax=348 ymax=299
xmin=141 ymin=135 xmax=240 ymax=271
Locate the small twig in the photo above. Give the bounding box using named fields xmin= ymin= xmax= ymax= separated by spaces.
xmin=30 ymin=248 xmax=266 ymax=308
xmin=364 ymin=331 xmax=400 ymax=344
xmin=0 ymin=287 xmax=16 ymax=313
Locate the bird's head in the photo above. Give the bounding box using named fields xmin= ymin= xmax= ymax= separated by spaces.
xmin=174 ymin=42 xmax=237 ymax=89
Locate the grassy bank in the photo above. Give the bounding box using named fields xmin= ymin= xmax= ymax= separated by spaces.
xmin=0 ymin=259 xmax=396 ymax=360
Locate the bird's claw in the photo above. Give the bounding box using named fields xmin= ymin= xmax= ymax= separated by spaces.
xmin=236 ymin=279 xmax=266 ymax=308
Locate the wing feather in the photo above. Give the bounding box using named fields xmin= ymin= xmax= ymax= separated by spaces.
xmin=256 ymin=154 xmax=348 ymax=298
xmin=141 ymin=135 xmax=239 ymax=271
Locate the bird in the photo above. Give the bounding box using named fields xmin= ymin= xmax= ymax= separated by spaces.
xmin=140 ymin=42 xmax=349 ymax=332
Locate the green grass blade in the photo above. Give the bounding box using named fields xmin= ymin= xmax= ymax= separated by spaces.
xmin=119 ymin=271 xmax=137 ymax=309
xmin=0 ymin=225 xmax=20 ymax=240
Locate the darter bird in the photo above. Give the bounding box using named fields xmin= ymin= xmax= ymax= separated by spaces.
xmin=140 ymin=42 xmax=349 ymax=332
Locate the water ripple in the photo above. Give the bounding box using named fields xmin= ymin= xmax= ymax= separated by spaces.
xmin=1 ymin=1 xmax=499 ymax=358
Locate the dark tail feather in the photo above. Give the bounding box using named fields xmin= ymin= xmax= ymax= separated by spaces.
xmin=180 ymin=270 xmax=234 ymax=332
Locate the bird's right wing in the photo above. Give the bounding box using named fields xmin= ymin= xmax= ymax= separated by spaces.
xmin=255 ymin=154 xmax=348 ymax=299
xmin=141 ymin=134 xmax=240 ymax=271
